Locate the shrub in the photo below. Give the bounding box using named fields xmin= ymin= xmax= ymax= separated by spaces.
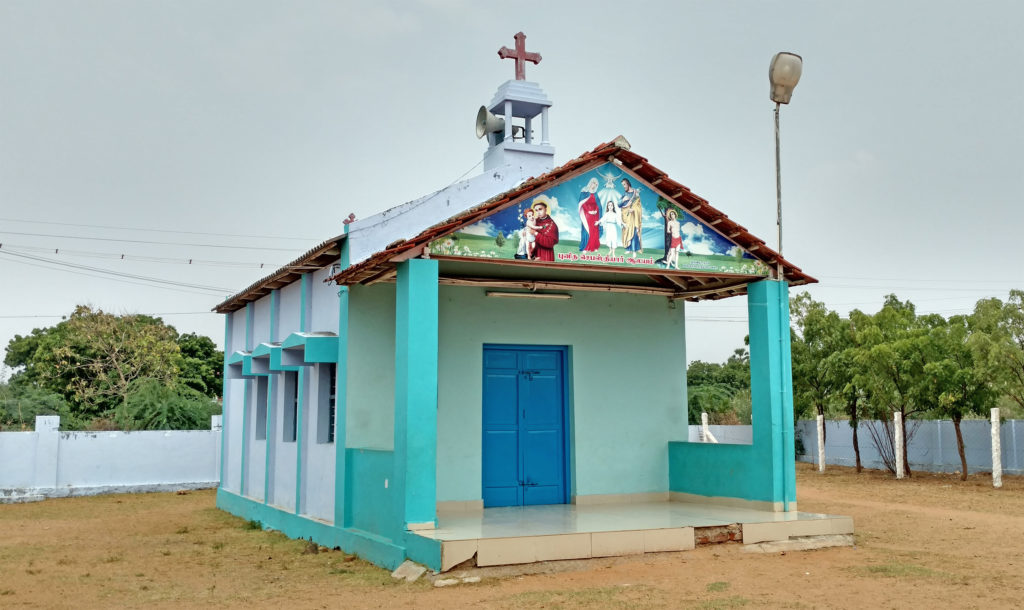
xmin=117 ymin=379 xmax=220 ymax=431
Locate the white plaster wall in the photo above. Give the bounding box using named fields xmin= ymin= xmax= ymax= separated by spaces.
xmin=309 ymin=264 xmax=338 ymax=333
xmin=269 ymin=371 xmax=297 ymax=511
xmin=2 ymin=417 xmax=220 ymax=502
xmin=300 ymin=363 xmax=335 ymax=522
xmin=222 ymin=377 xmax=246 ymax=493
xmin=0 ymin=432 xmax=36 ymax=491
xmin=345 ymin=284 xmax=396 ymax=449
xmin=435 ymin=286 xmax=688 ymax=503
xmin=279 ymin=280 xmax=303 ymax=336
xmin=252 ymin=297 xmax=271 ymax=346
xmin=687 ymin=425 xmax=754 ymax=444
xmin=56 ymin=430 xmax=219 ymax=489
xmin=229 ymin=309 xmax=248 ymax=353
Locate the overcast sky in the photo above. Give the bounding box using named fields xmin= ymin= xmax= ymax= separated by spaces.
xmin=1 ymin=0 xmax=1021 ymax=369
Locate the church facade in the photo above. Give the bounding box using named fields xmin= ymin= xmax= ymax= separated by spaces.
xmin=213 ymin=34 xmax=848 ymax=572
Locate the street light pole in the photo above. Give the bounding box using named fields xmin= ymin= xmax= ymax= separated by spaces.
xmin=768 ymin=52 xmax=802 ymax=281
xmin=774 ymin=102 xmax=783 ymax=279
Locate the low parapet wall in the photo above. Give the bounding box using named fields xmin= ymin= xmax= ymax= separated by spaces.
xmin=0 ymin=415 xmax=221 ymax=503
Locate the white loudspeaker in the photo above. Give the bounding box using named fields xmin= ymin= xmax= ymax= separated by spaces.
xmin=475 ymin=106 xmax=505 ymax=139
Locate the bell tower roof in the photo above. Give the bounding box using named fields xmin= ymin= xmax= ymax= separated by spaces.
xmin=480 ymin=32 xmax=555 ymax=175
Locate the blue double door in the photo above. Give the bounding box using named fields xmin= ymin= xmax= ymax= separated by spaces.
xmin=482 ymin=345 xmax=568 ymax=507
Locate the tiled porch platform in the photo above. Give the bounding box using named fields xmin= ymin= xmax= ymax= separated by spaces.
xmin=415 ymin=501 xmax=854 ymax=571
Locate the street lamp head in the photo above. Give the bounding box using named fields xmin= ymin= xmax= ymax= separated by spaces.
xmin=769 ymin=52 xmax=803 ymax=104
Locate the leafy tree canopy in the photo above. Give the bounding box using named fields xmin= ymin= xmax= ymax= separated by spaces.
xmin=3 ymin=305 xmax=223 ymax=429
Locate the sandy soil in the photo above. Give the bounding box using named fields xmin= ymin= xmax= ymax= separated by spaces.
xmin=1 ymin=463 xmax=1021 ymax=609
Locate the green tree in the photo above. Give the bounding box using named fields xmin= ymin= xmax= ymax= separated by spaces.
xmin=654 ymin=197 xmax=672 ymax=266
xmin=117 ymin=378 xmax=219 ymax=431
xmin=832 ymin=314 xmax=869 ymax=472
xmin=790 ymin=293 xmax=845 ymax=422
xmin=791 ymin=293 xmax=872 ymax=469
xmin=176 ymin=332 xmax=223 ymax=398
xmin=687 ymin=348 xmax=750 ymax=424
xmin=921 ymin=315 xmax=999 ymax=480
xmin=970 ymin=291 xmax=1024 ymax=414
xmin=0 ymin=378 xmax=74 ymax=430
xmin=851 ymin=296 xmax=934 ymax=477
xmin=4 ymin=306 xmax=222 ymax=427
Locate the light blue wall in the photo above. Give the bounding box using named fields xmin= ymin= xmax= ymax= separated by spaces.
xmin=245 ymin=378 xmax=267 ymax=502
xmin=269 ymin=371 xmax=297 ymax=511
xmin=345 ymin=284 xmax=396 ymax=449
xmin=435 ymin=286 xmax=688 ymax=502
xmin=309 ymin=264 xmax=338 ymax=332
xmin=229 ymin=309 xmax=247 ymax=353
xmin=300 ymin=363 xmax=336 ymax=521
xmin=279 ymin=281 xmax=303 ymax=338
xmin=336 ymin=282 xmax=688 ymax=504
xmin=222 ymin=377 xmax=245 ymax=493
xmin=252 ymin=298 xmax=271 ymax=345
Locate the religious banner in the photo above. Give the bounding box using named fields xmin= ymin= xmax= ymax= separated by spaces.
xmin=429 ymin=162 xmax=770 ymax=276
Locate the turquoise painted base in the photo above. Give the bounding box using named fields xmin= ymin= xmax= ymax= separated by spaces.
xmin=668 ymin=279 xmax=796 ymax=509
xmin=216 ymin=488 xmax=441 ymax=571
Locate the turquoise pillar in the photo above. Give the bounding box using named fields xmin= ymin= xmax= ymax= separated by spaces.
xmin=294 ymin=273 xmax=310 ymax=514
xmin=264 ymin=289 xmax=280 ymax=504
xmin=219 ymin=315 xmax=232 ymax=488
xmin=747 ymin=279 xmax=796 ymax=510
xmin=240 ymin=303 xmax=254 ymax=495
xmin=333 ymin=238 xmax=351 ymax=527
xmin=393 ymin=258 xmax=439 ymax=530
xmin=333 ymin=284 xmax=350 ymax=527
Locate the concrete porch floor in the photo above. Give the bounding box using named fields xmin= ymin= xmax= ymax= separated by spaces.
xmin=414 ymin=501 xmax=854 ymax=571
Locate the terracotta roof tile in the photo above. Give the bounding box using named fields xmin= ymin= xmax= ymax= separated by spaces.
xmin=212 ymin=235 xmax=345 ymax=313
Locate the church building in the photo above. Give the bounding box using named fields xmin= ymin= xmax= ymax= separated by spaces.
xmin=213 ymin=33 xmax=852 ymax=572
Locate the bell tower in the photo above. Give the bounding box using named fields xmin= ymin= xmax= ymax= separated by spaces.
xmin=476 ymin=32 xmax=555 ymax=175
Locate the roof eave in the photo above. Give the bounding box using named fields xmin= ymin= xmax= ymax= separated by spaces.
xmin=212 ymin=235 xmax=346 ymax=314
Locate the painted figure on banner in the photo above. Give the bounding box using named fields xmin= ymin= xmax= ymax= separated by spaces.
xmin=597 ymin=168 xmax=623 ymax=210
xmin=530 ymin=198 xmax=559 ymax=261
xmin=577 ymin=177 xmax=601 ymax=252
xmin=427 ymin=161 xmax=769 ymax=277
xmin=599 ymin=201 xmax=622 ymax=257
xmin=619 ymin=178 xmax=643 ymax=255
xmin=665 ymin=209 xmax=682 ymax=270
xmin=515 ymin=207 xmax=539 ymax=259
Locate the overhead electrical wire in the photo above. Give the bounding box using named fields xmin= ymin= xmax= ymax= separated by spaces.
xmin=0 ymin=230 xmax=306 ymax=252
xmin=0 ymin=243 xmax=318 ymax=271
xmin=818 ymin=274 xmax=1021 ymax=286
xmin=0 ymin=311 xmax=213 ymax=319
xmin=0 ymin=250 xmax=234 ymax=296
xmin=0 ymin=255 xmax=229 ymax=298
xmin=0 ymin=216 xmax=318 ymax=241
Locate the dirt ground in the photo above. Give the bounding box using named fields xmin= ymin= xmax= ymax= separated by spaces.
xmin=1 ymin=463 xmax=1021 ymax=609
